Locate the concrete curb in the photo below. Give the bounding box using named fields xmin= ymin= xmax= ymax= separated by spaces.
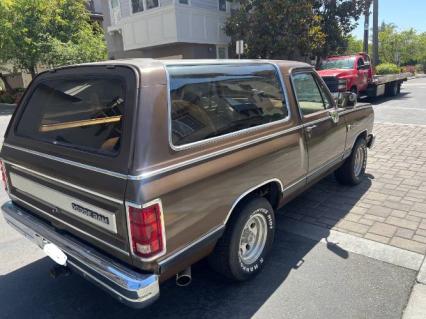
xmin=277 ymin=218 xmax=426 ymax=319
xmin=403 ymin=284 xmax=426 ymax=319
xmin=417 ymin=256 xmax=426 ymax=284
xmin=278 ymin=218 xmax=424 ymax=271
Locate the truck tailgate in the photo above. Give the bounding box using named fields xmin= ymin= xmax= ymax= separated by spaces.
xmin=0 ymin=65 xmax=139 ymax=263
xmin=3 ymin=154 xmax=131 ymax=262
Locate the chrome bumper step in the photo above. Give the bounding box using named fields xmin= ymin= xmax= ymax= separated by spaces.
xmin=1 ymin=201 xmax=160 ymax=308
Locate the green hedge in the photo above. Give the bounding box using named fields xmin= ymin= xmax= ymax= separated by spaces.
xmin=375 ymin=63 xmax=400 ymax=75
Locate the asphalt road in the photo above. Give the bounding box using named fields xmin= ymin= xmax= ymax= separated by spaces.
xmin=0 ymin=221 xmax=416 ymax=319
xmin=1 ymin=78 xmax=426 ymax=318
xmin=369 ymin=77 xmax=426 ymax=125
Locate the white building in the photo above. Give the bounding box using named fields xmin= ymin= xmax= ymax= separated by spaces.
xmin=101 ymin=0 xmax=231 ymax=59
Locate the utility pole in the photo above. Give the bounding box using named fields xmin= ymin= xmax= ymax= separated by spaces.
xmin=372 ymin=0 xmax=379 ymax=66
xmin=363 ymin=1 xmax=371 ymax=53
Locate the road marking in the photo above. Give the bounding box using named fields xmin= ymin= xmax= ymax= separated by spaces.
xmin=375 ymin=107 xmax=426 ymax=111
xmin=375 ymin=121 xmax=426 ymax=128
xmin=278 ymin=218 xmax=424 ymax=271
xmin=403 ymin=83 xmax=426 ymax=87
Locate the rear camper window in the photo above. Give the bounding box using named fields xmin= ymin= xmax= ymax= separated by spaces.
xmin=168 ymin=64 xmax=288 ymax=147
xmin=16 ymin=77 xmax=126 ymax=155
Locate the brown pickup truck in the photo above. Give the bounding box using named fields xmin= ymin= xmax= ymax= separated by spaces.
xmin=0 ymin=59 xmax=374 ymax=308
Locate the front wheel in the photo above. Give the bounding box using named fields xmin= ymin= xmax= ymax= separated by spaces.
xmin=335 ymin=138 xmax=367 ymax=185
xmin=208 ymin=197 xmax=275 ymax=281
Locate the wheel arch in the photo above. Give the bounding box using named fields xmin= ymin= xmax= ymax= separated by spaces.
xmin=224 ymin=179 xmax=283 ymax=226
xmin=356 ymin=130 xmax=368 ymax=143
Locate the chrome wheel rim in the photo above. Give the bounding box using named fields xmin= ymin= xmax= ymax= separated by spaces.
xmin=239 ymin=213 xmax=268 ymax=265
xmin=354 ymin=146 xmax=365 ymax=177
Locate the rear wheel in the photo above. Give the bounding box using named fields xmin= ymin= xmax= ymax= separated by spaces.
xmin=335 ymin=138 xmax=367 ymax=185
xmin=386 ymin=82 xmax=399 ymax=97
xmin=208 ymin=197 xmax=275 ymax=281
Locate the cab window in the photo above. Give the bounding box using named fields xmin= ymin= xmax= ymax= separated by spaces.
xmin=292 ymin=72 xmax=332 ymax=116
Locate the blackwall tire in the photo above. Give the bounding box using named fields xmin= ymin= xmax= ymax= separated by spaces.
xmin=335 ymin=138 xmax=367 ymax=186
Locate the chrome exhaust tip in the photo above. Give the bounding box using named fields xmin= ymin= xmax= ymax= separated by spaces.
xmin=176 ymin=267 xmax=191 ymax=287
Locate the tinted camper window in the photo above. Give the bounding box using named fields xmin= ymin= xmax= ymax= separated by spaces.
xmin=168 ymin=64 xmax=288 ymax=146
xmin=16 ymin=77 xmax=126 ymax=155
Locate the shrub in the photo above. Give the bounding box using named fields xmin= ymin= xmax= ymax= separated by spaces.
xmin=375 ymin=63 xmax=400 ymax=75
xmin=403 ymin=65 xmax=416 ymax=74
xmin=415 ymin=64 xmax=425 ymax=74
xmin=0 ymin=92 xmax=15 ymax=104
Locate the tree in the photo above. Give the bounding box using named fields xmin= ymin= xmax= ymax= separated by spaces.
xmin=0 ymin=0 xmax=107 ymax=79
xmin=378 ymin=23 xmax=419 ymax=66
xmin=345 ymin=35 xmax=363 ymax=54
xmin=225 ymin=0 xmax=326 ymax=60
xmin=311 ymin=0 xmax=368 ymax=64
xmin=44 ymin=27 xmax=108 ymax=67
xmin=225 ymin=0 xmax=368 ymax=62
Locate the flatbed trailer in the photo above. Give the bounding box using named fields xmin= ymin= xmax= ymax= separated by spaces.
xmin=318 ymin=53 xmax=411 ymax=100
xmin=367 ymin=72 xmax=411 ymax=97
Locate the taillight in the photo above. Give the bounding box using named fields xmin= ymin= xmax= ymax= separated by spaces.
xmin=128 ymin=200 xmax=165 ymax=260
xmin=0 ymin=160 xmax=8 ymax=191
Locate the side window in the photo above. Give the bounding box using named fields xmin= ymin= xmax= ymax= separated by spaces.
xmin=168 ymin=64 xmax=289 ymax=146
xmin=292 ymin=73 xmax=330 ymax=116
xmin=357 ymin=58 xmax=365 ymax=68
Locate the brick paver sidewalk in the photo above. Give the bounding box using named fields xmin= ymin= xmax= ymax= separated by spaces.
xmin=281 ymin=123 xmax=426 ymax=254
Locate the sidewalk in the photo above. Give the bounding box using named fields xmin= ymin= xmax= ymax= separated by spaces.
xmin=280 ymin=121 xmax=426 ymax=318
xmin=282 ymin=122 xmax=426 ymax=254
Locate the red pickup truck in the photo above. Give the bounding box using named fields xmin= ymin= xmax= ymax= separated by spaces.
xmin=317 ymin=53 xmax=410 ymax=101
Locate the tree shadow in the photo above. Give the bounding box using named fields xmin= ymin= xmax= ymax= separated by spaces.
xmin=0 ymin=173 xmax=375 ymax=318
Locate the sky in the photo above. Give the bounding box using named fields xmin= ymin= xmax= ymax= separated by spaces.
xmin=352 ymin=0 xmax=426 ymax=39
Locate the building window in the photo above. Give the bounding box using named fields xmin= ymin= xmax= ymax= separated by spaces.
xmin=110 ymin=0 xmax=119 ymax=8
xmin=131 ymin=0 xmax=144 ymax=13
xmin=218 ymin=0 xmax=226 ymax=11
xmin=216 ymin=46 xmax=228 ymax=59
xmin=179 ymin=0 xmax=189 ymax=4
xmin=146 ymin=0 xmax=159 ymax=9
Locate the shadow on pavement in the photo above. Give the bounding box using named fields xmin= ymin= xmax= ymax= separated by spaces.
xmin=0 ymin=174 xmax=373 ymax=319
xmin=363 ymin=92 xmax=410 ymax=106
xmin=282 ymin=173 xmax=373 ymax=230
xmin=0 ymin=232 xmax=319 ymax=319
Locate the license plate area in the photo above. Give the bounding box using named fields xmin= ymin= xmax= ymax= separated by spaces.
xmin=43 ymin=242 xmax=68 ymax=266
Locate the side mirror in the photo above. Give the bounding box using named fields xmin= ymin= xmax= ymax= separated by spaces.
xmin=337 ymin=91 xmax=357 ymax=108
xmin=358 ymin=64 xmax=370 ymax=70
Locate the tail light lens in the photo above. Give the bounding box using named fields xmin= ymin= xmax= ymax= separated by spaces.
xmin=128 ymin=201 xmax=165 ymax=260
xmin=0 ymin=160 xmax=8 ymax=191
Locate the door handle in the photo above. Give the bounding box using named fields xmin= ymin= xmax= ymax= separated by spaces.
xmin=305 ymin=125 xmax=317 ymax=133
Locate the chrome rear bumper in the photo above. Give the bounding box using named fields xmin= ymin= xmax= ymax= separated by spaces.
xmin=1 ymin=200 xmax=160 ymax=308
